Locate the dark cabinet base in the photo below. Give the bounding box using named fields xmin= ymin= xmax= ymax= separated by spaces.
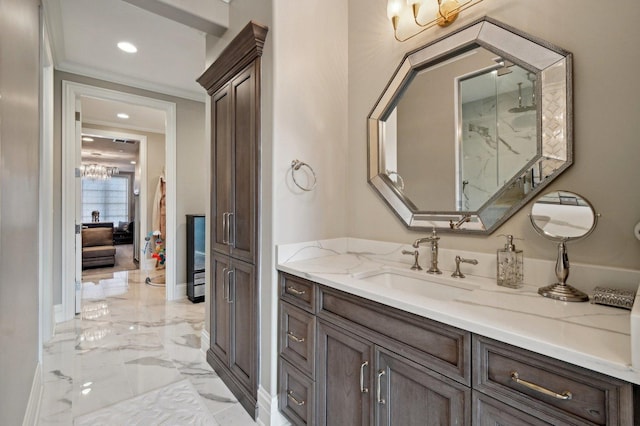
xmin=207 ymin=350 xmax=257 ymax=419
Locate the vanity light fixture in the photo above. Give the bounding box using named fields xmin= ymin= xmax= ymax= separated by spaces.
xmin=387 ymin=0 xmax=484 ymax=42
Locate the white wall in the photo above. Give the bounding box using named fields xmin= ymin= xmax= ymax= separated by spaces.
xmin=0 ymin=0 xmax=41 ymax=423
xmin=347 ymin=0 xmax=640 ymax=271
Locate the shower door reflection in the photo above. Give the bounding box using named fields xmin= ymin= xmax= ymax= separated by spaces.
xmin=458 ymin=64 xmax=538 ymax=211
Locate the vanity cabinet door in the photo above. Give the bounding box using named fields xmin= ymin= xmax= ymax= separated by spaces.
xmin=375 ymin=348 xmax=470 ymax=426
xmin=317 ymin=320 xmax=373 ymax=426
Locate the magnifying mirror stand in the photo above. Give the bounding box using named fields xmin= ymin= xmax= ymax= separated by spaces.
xmin=538 ymin=241 xmax=589 ymax=302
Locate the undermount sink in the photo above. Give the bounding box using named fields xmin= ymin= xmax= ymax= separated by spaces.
xmin=352 ymin=269 xmax=477 ymax=302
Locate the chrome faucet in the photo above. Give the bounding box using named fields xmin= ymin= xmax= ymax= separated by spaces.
xmin=413 ymin=229 xmax=442 ymax=274
xmin=451 ymin=256 xmax=478 ymax=278
xmin=449 ymin=214 xmax=471 ymax=229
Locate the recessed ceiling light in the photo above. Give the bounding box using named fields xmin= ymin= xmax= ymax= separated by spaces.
xmin=82 ymin=137 xmax=94 ymax=142
xmin=117 ymin=113 xmax=129 ymax=119
xmin=130 ymin=161 xmax=137 ymax=165
xmin=117 ymin=41 xmax=137 ymax=53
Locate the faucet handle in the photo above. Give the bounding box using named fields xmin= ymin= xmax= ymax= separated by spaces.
xmin=451 ymin=255 xmax=478 ymax=278
xmin=402 ymin=249 xmax=422 ymax=271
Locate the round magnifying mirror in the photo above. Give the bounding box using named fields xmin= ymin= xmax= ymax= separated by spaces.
xmin=530 ymin=191 xmax=597 ymax=241
xmin=529 ymin=191 xmax=599 ymax=302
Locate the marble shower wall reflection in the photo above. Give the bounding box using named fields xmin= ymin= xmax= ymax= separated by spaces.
xmin=460 ymin=64 xmax=537 ymax=211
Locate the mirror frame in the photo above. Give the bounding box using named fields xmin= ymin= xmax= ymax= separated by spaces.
xmin=367 ymin=17 xmax=573 ymax=234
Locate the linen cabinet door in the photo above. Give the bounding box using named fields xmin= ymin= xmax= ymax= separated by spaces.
xmin=229 ymin=64 xmax=257 ymax=264
xmin=375 ymin=348 xmax=470 ymax=426
xmin=228 ymin=259 xmax=257 ymax=399
xmin=317 ymin=320 xmax=373 ymax=426
xmin=211 ymin=83 xmax=233 ymax=255
xmin=210 ymin=253 xmax=231 ymax=365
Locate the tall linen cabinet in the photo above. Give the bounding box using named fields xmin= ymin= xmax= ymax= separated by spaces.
xmin=197 ymin=21 xmax=268 ymax=419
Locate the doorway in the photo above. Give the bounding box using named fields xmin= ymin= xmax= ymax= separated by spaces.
xmin=80 ymin=127 xmax=146 ymax=277
xmin=62 ymin=81 xmax=178 ymax=321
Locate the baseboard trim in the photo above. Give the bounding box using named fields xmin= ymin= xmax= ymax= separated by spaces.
xmin=200 ymin=329 xmax=210 ymax=356
xmin=176 ymin=283 xmax=187 ymax=299
xmin=23 ymin=363 xmax=42 ymax=426
xmin=257 ymin=385 xmax=290 ymax=426
xmin=54 ymin=304 xmax=64 ymax=324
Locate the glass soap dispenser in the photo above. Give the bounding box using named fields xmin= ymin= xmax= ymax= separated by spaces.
xmin=497 ymin=235 xmax=523 ymax=288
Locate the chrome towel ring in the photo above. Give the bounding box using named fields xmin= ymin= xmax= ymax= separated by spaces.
xmin=291 ymin=159 xmax=317 ymax=191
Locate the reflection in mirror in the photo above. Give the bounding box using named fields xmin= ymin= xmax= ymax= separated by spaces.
xmin=530 ymin=191 xmax=598 ymax=302
xmin=530 ymin=191 xmax=597 ymax=240
xmin=368 ymin=18 xmax=573 ymax=234
xmin=460 ymin=61 xmax=537 ymax=211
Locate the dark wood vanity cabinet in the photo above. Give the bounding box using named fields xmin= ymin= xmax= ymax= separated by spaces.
xmin=278 ymin=272 xmax=471 ymax=425
xmin=198 ymin=21 xmax=268 ymax=419
xmin=277 ymin=272 xmax=636 ymax=425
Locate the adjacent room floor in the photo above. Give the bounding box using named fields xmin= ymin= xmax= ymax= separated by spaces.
xmin=38 ymin=268 xmax=256 ymax=425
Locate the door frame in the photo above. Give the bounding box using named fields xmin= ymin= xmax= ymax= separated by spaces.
xmin=61 ymin=81 xmax=178 ymax=321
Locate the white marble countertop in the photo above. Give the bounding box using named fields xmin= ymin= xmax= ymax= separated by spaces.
xmin=277 ymin=238 xmax=640 ymax=385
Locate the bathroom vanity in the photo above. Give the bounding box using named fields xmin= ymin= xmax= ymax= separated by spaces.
xmin=276 ymin=239 xmax=640 ymax=425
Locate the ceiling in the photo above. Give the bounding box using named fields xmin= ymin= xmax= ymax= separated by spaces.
xmin=44 ymin=0 xmax=224 ymax=102
xmin=81 ymin=135 xmax=139 ymax=173
xmin=45 ymin=0 xmax=227 ymax=165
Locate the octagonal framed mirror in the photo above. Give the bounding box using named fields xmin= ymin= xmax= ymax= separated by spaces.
xmin=367 ymin=17 xmax=573 ymax=234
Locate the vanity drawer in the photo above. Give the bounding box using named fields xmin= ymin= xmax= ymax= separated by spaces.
xmin=279 ymin=301 xmax=316 ymax=378
xmin=281 ymin=273 xmax=317 ymax=312
xmin=279 ymin=359 xmax=315 ymax=426
xmin=319 ymin=286 xmax=470 ymax=385
xmin=473 ymin=336 xmax=633 ymax=426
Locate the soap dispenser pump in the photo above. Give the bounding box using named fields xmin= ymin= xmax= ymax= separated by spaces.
xmin=497 ymin=235 xmax=523 ymax=288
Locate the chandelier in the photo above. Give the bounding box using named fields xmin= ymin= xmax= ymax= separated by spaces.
xmin=80 ymin=164 xmax=119 ymax=180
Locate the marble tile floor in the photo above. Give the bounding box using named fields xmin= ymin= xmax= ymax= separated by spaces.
xmin=38 ymin=268 xmax=257 ymax=425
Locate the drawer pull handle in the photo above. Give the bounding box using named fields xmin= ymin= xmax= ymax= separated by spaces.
xmin=377 ymin=370 xmax=386 ymax=405
xmin=286 ymin=286 xmax=306 ymax=296
xmin=286 ymin=331 xmax=305 ymax=343
xmin=511 ymin=371 xmax=572 ymax=401
xmin=360 ymin=361 xmax=369 ymax=393
xmin=287 ymin=390 xmax=305 ymax=406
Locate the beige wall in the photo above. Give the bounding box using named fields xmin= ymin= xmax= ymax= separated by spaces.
xmin=203 ymin=0 xmax=640 ymax=418
xmin=0 ymin=0 xmax=41 ymax=423
xmin=348 ymin=0 xmax=640 ymax=271
xmin=53 ymin=71 xmax=206 ymax=303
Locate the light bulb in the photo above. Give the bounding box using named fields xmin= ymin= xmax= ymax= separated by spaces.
xmin=387 ymin=0 xmax=403 ymax=20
